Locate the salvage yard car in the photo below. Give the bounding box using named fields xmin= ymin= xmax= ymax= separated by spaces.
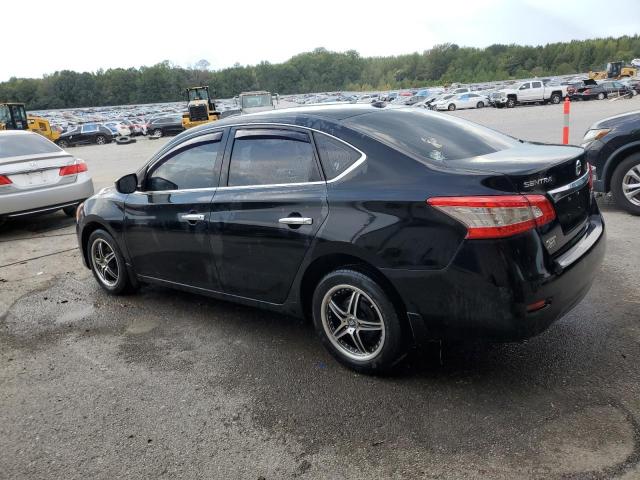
xmin=0 ymin=130 xmax=94 ymax=224
xmin=491 ymin=80 xmax=567 ymax=107
xmin=569 ymin=81 xmax=634 ymax=101
xmin=146 ymin=115 xmax=184 ymax=137
xmin=76 ymin=105 xmax=605 ymax=373
xmin=56 ymin=123 xmax=113 ymax=148
xmin=434 ymin=92 xmax=487 ymax=111
xmin=582 ymin=110 xmax=640 ymax=214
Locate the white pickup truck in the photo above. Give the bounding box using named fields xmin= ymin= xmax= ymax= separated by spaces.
xmin=490 ymin=81 xmax=568 ymax=108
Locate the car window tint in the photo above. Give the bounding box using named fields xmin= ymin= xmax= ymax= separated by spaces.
xmin=147 ymin=141 xmax=220 ymax=191
xmin=228 ymin=135 xmax=320 ymax=187
xmin=313 ymin=132 xmax=361 ymax=180
xmin=532 ymin=81 xmax=542 ymax=88
xmin=82 ymin=124 xmax=98 ymax=133
xmin=345 ymin=109 xmax=517 ymax=163
xmin=0 ymin=133 xmax=61 ymax=158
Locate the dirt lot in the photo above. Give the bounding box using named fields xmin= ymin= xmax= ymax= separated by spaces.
xmin=1 ymin=100 xmax=640 ymax=479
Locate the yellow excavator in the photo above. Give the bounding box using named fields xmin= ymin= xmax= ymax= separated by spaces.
xmin=182 ymin=86 xmax=220 ymax=130
xmin=0 ymin=103 xmax=60 ymax=142
xmin=589 ymin=61 xmax=638 ymax=80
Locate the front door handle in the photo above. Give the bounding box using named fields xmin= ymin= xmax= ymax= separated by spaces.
xmin=180 ymin=213 xmax=205 ymax=223
xmin=279 ymin=217 xmax=313 ymax=225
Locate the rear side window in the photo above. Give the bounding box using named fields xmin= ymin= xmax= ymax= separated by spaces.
xmin=313 ymin=132 xmax=361 ymax=180
xmin=147 ymin=141 xmax=221 ymax=191
xmin=344 ymin=109 xmax=517 ymax=163
xmin=228 ymin=132 xmax=320 ymax=186
xmin=0 ymin=134 xmax=61 ymax=158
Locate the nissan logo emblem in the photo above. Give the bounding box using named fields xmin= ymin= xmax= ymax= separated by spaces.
xmin=575 ymin=160 xmax=581 ymax=177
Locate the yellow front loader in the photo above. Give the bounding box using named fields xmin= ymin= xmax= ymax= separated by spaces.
xmin=182 ymin=86 xmax=220 ymax=130
xmin=0 ymin=103 xmax=60 ymax=142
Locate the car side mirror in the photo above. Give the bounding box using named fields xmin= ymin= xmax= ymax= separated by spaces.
xmin=115 ymin=173 xmax=138 ymax=194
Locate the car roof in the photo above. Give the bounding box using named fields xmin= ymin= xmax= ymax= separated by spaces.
xmin=0 ymin=130 xmax=34 ymax=137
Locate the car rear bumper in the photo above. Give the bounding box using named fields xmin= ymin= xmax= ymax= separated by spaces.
xmin=382 ymin=209 xmax=606 ymax=342
xmin=0 ymin=173 xmax=94 ymax=217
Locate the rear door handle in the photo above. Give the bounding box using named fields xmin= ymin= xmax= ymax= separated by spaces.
xmin=279 ymin=217 xmax=312 ymax=225
xmin=180 ymin=213 xmax=205 ymax=222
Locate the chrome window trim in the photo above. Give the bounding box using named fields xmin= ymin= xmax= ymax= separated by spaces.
xmin=547 ymin=170 xmax=590 ymax=201
xmin=139 ymin=122 xmax=367 ymax=194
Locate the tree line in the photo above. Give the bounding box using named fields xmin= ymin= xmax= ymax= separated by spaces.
xmin=2 ymin=35 xmax=639 ymax=110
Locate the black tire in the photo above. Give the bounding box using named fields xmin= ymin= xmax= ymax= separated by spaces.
xmin=476 ymin=101 xmax=484 ymax=108
xmin=550 ymin=93 xmax=561 ymax=104
xmin=506 ymin=97 xmax=516 ymax=108
xmin=62 ymin=205 xmax=77 ymax=217
xmin=312 ymin=269 xmax=407 ymax=374
xmin=57 ymin=139 xmax=69 ymax=148
xmin=496 ymin=104 xmax=504 ymax=109
xmin=611 ymin=153 xmax=640 ymax=215
xmin=447 ymin=103 xmax=456 ymax=111
xmin=95 ymin=135 xmax=107 ymax=145
xmin=153 ymin=128 xmax=162 ymax=137
xmin=597 ymin=92 xmax=606 ymax=100
xmin=115 ymin=136 xmax=136 ymax=145
xmin=87 ymin=229 xmax=136 ymax=295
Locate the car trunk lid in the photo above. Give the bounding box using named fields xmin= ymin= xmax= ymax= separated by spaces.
xmin=0 ymin=151 xmax=77 ymax=191
xmin=448 ymin=144 xmax=591 ymax=253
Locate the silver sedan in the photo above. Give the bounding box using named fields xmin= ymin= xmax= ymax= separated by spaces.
xmin=0 ymin=130 xmax=94 ymax=223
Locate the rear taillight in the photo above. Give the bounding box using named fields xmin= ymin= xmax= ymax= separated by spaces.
xmin=0 ymin=175 xmax=12 ymax=185
xmin=59 ymin=160 xmax=88 ymax=176
xmin=427 ymin=195 xmax=556 ymax=239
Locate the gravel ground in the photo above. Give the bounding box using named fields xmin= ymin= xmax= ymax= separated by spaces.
xmin=1 ymin=100 xmax=640 ymax=479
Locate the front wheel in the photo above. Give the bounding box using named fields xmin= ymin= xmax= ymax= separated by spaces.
xmin=611 ymin=153 xmax=640 ymax=215
xmin=87 ymin=229 xmax=136 ymax=294
xmin=95 ymin=135 xmax=107 ymax=145
xmin=57 ymin=139 xmax=69 ymax=148
xmin=152 ymin=128 xmax=162 ymax=137
xmin=550 ymin=93 xmax=561 ymax=104
xmin=476 ymin=101 xmax=484 ymax=109
xmin=506 ymin=98 xmax=516 ymax=108
xmin=447 ymin=103 xmax=456 ymax=111
xmin=597 ymin=92 xmax=606 ymax=100
xmin=312 ymin=269 xmax=406 ymax=374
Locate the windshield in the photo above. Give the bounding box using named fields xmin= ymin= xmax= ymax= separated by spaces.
xmin=344 ymin=109 xmax=518 ymax=163
xmin=188 ymin=88 xmax=209 ymax=101
xmin=0 ymin=105 xmax=10 ymax=125
xmin=241 ymin=94 xmax=273 ymax=109
xmin=0 ymin=133 xmax=61 ymax=158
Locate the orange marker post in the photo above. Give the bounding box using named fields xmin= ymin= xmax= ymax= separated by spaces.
xmin=562 ymin=96 xmax=570 ymax=145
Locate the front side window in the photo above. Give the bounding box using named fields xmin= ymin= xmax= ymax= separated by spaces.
xmin=147 ymin=141 xmax=221 ymax=191
xmin=314 ymin=132 xmax=361 ymax=180
xmin=228 ymin=131 xmax=320 ymax=187
xmin=519 ymin=83 xmax=530 ymax=90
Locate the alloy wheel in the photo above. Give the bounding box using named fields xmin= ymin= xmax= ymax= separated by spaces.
xmin=622 ymin=165 xmax=640 ymax=206
xmin=320 ymin=284 xmax=386 ymax=361
xmin=96 ymin=135 xmax=106 ymax=145
xmin=91 ymin=238 xmax=119 ymax=287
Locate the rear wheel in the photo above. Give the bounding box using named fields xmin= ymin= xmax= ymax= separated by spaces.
xmin=57 ymin=139 xmax=69 ymax=148
xmin=153 ymin=128 xmax=162 ymax=137
xmin=611 ymin=153 xmax=640 ymax=215
xmin=476 ymin=101 xmax=484 ymax=108
xmin=597 ymin=92 xmax=606 ymax=100
xmin=448 ymin=103 xmax=456 ymax=111
xmin=88 ymin=229 xmax=136 ymax=294
xmin=95 ymin=135 xmax=107 ymax=145
xmin=312 ymin=269 xmax=406 ymax=374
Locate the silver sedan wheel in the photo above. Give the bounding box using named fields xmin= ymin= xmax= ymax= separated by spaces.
xmin=622 ymin=165 xmax=640 ymax=206
xmin=90 ymin=238 xmax=119 ymax=287
xmin=320 ymin=284 xmax=386 ymax=361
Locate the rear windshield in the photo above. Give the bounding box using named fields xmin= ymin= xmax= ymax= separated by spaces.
xmin=0 ymin=133 xmax=61 ymax=159
xmin=344 ymin=109 xmax=517 ymax=162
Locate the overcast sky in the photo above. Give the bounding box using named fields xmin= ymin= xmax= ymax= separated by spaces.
xmin=2 ymin=0 xmax=639 ymax=81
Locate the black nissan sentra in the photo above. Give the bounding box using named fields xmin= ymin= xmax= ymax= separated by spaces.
xmin=76 ymin=105 xmax=605 ymax=373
